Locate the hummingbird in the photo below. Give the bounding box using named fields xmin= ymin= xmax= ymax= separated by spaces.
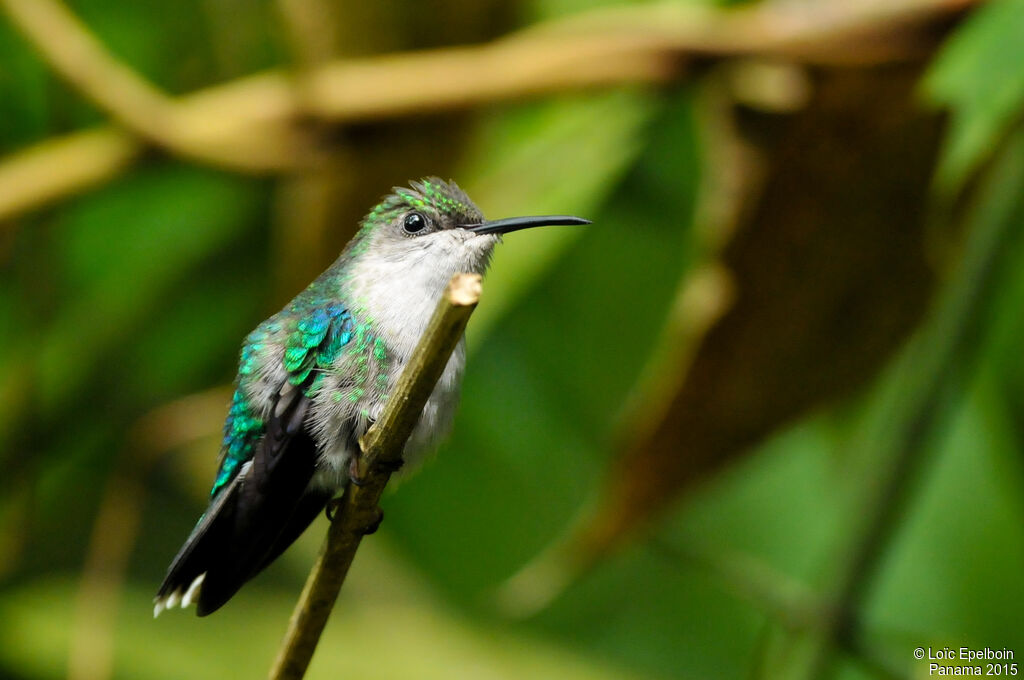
xmin=154 ymin=178 xmax=589 ymax=616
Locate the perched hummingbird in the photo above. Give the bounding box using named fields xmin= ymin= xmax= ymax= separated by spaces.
xmin=154 ymin=178 xmax=589 ymax=616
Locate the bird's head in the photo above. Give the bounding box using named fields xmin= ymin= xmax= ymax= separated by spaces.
xmin=351 ymin=177 xmax=589 ymax=277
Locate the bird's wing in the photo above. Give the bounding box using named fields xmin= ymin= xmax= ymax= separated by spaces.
xmin=156 ymin=304 xmax=354 ymax=616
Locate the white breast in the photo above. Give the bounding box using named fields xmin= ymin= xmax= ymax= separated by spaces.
xmin=308 ymin=229 xmax=492 ymax=491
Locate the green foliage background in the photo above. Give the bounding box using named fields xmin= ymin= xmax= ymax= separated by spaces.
xmin=2 ymin=0 xmax=1024 ymax=679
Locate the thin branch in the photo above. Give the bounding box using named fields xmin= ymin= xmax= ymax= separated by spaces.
xmin=647 ymin=539 xmax=910 ymax=680
xmin=0 ymin=0 xmax=979 ymax=221
xmin=0 ymin=0 xmax=302 ymax=171
xmin=648 ymin=539 xmax=821 ymax=632
xmin=0 ymin=128 xmax=141 ymax=220
xmin=268 ymin=274 xmax=482 ymax=680
xmin=800 ymin=128 xmax=1024 ymax=680
xmin=277 ymin=0 xmax=977 ymax=120
xmin=275 ymin=0 xmax=342 ymax=73
xmin=0 ymin=0 xmax=169 ymax=128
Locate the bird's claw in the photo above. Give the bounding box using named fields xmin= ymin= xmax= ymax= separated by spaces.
xmin=348 ymin=456 xmax=366 ymax=487
xmin=378 ymin=457 xmax=405 ymax=474
xmin=359 ymin=507 xmax=384 ymax=535
xmin=325 ymin=497 xmax=343 ymax=522
xmin=348 ymin=454 xmax=404 ymax=486
xmin=324 ymin=498 xmax=382 ymax=534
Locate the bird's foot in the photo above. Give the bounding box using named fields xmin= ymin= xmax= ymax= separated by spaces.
xmin=358 ymin=507 xmax=384 ymax=535
xmin=348 ymin=454 xmax=404 ymax=486
xmin=324 ymin=498 xmax=383 ymax=534
xmin=348 ymin=456 xmax=367 ymax=487
xmin=325 ymin=497 xmax=343 ymax=522
xmin=377 ymin=456 xmax=405 ymax=474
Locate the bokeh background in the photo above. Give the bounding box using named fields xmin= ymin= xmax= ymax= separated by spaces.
xmin=1 ymin=0 xmax=1023 ymax=678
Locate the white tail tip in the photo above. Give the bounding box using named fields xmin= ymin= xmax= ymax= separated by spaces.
xmin=153 ymin=572 xmax=206 ymax=618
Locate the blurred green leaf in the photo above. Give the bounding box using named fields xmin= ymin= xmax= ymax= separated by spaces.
xmin=35 ymin=164 xmax=260 ymax=412
xmin=0 ymin=20 xmax=50 ymax=148
xmin=866 ymin=382 xmax=1024 ymax=647
xmin=125 ymin=270 xmax=257 ymax=400
xmin=924 ymin=0 xmax=1024 ymax=192
xmin=462 ymin=90 xmax=661 ymax=339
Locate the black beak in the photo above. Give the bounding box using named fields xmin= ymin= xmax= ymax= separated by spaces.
xmin=462 ymin=215 xmax=591 ymax=235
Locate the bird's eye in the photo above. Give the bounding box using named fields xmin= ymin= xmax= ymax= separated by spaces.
xmin=403 ymin=212 xmax=429 ymax=235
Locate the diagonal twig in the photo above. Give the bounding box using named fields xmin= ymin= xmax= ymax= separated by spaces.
xmin=0 ymin=0 xmax=303 ymax=171
xmin=268 ymin=273 xmax=482 ymax=680
xmin=801 ymin=127 xmax=1024 ymax=680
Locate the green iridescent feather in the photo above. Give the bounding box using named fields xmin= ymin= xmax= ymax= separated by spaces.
xmin=211 ymin=301 xmax=359 ymax=497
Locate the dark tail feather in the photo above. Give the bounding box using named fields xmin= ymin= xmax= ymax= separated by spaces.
xmin=252 ymin=488 xmax=331 ymax=575
xmin=156 ymin=393 xmax=326 ymax=616
xmin=154 ymin=471 xmax=245 ymax=615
